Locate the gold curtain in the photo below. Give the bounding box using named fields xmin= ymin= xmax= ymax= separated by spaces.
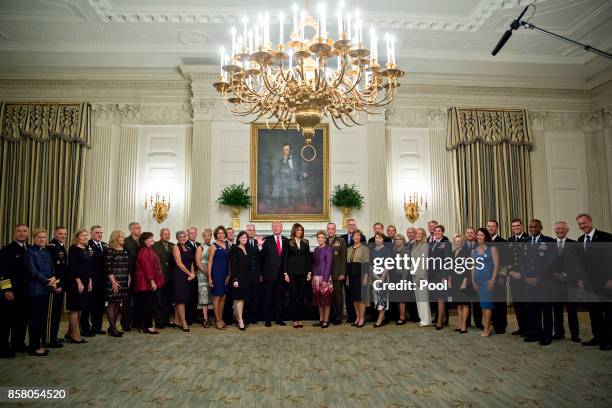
xmin=447 ymin=107 xmax=533 ymax=237
xmin=0 ymin=103 xmax=91 ymax=246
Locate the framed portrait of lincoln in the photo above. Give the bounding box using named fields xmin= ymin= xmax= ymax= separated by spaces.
xmin=250 ymin=123 xmax=329 ymax=222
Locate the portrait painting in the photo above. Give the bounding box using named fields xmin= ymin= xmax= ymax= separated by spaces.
xmin=250 ymin=123 xmax=329 ymax=221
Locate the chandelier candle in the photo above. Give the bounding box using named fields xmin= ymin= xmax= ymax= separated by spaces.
xmin=213 ymin=1 xmax=404 ymax=161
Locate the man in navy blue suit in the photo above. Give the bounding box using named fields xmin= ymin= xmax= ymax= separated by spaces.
xmin=260 ymin=221 xmax=290 ymax=327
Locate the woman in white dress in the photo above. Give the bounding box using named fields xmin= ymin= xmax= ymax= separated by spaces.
xmin=195 ymin=228 xmax=212 ymax=328
xmin=412 ymin=228 xmax=432 ymax=327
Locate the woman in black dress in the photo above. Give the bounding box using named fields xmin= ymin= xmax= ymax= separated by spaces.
xmin=171 ymin=230 xmax=195 ymax=332
xmin=429 ymin=225 xmax=452 ymax=330
xmin=105 ymin=230 xmax=130 ymax=337
xmin=451 ymin=234 xmax=471 ymax=333
xmin=66 ymin=229 xmax=92 ymax=344
xmin=284 ymin=223 xmax=312 ymax=328
xmin=346 ymin=229 xmax=370 ymax=327
xmin=230 ymin=231 xmax=250 ymax=330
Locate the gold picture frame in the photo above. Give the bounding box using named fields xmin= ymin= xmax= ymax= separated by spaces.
xmin=250 ymin=123 xmax=330 ymax=222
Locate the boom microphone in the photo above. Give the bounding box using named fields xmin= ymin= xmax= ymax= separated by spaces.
xmin=491 ymin=5 xmax=530 ymax=56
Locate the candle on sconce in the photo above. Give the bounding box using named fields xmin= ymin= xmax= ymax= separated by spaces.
xmin=390 ymin=35 xmax=396 ymax=64
xmin=369 ymin=27 xmax=377 ymax=61
xmin=248 ymin=29 xmax=254 ymax=53
xmin=385 ymin=32 xmax=391 ymax=65
xmin=230 ymin=26 xmax=236 ymax=59
xmin=242 ymin=16 xmax=249 ymax=51
xmin=318 ymin=3 xmax=326 ymax=40
xmin=278 ymin=11 xmax=284 ymax=45
xmin=300 ymin=9 xmax=305 ymax=41
xmin=264 ymin=12 xmax=270 ymax=46
xmin=219 ymin=46 xmax=224 ymax=75
xmin=292 ymin=4 xmax=298 ymax=34
xmin=347 ymin=12 xmax=352 ymax=41
xmin=337 ymin=1 xmax=344 ymax=36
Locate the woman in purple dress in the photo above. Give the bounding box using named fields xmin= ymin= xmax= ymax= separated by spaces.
xmin=311 ymin=230 xmax=333 ymax=328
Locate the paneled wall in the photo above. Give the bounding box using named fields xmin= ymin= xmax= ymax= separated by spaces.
xmin=3 ymin=73 xmax=610 ymax=240
xmin=136 ymin=125 xmax=189 ymax=235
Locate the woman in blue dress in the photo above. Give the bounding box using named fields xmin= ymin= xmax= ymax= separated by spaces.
xmin=208 ymin=226 xmax=231 ymax=330
xmin=470 ymin=228 xmax=500 ymax=337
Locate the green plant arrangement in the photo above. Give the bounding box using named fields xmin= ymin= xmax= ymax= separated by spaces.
xmin=330 ymin=184 xmax=365 ymax=227
xmin=217 ymin=183 xmax=251 ymax=229
xmin=217 ymin=182 xmax=251 ymax=208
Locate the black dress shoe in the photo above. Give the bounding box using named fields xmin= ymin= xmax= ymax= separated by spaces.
xmin=121 ymin=325 xmax=132 ymax=332
xmin=511 ymin=330 xmax=522 ymax=336
xmin=332 ymin=320 xmax=342 ymax=325
xmin=275 ymin=321 xmax=287 ymax=326
xmin=552 ymin=334 xmax=565 ymax=340
xmin=539 ymin=338 xmax=552 ymax=346
xmin=28 ymin=350 xmax=49 ymax=357
xmin=321 ymin=322 xmax=329 ymax=329
xmin=44 ymin=342 xmax=64 ymax=349
xmin=265 ymin=321 xmax=272 ymax=327
xmin=494 ymin=330 xmax=505 ymax=335
xmin=524 ymin=337 xmax=540 ymax=343
xmin=460 ymin=329 xmax=468 ymax=334
xmin=81 ymin=332 xmax=95 ymax=337
xmin=582 ymin=338 xmax=600 ymax=346
xmin=571 ymin=336 xmax=582 ymax=343
xmin=95 ymin=330 xmax=106 ymax=335
xmin=0 ymin=350 xmax=16 ymax=358
xmin=13 ymin=344 xmax=28 ymax=353
xmin=600 ymin=343 xmax=612 ymax=351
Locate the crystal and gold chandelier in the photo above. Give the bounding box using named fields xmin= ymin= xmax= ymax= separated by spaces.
xmin=213 ymin=2 xmax=404 ymax=160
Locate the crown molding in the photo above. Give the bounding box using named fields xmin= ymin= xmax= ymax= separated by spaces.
xmin=86 ymin=0 xmax=540 ymax=33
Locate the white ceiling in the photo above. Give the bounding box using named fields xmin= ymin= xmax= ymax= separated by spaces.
xmin=0 ymin=0 xmax=611 ymax=88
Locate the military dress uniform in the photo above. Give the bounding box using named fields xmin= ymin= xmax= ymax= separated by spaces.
xmin=521 ymin=234 xmax=556 ymax=344
xmin=0 ymin=241 xmax=29 ymax=356
xmin=507 ymin=233 xmax=529 ymax=336
xmin=46 ymin=239 xmax=68 ymax=346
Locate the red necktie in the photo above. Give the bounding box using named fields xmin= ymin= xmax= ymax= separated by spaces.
xmin=276 ymin=236 xmax=282 ymax=255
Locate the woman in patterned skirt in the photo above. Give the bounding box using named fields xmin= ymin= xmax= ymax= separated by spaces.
xmin=195 ymin=228 xmax=212 ymax=328
xmin=104 ymin=230 xmax=130 ymax=337
xmin=311 ymin=231 xmax=333 ymax=328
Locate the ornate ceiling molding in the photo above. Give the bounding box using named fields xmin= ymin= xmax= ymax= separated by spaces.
xmin=86 ymin=0 xmax=540 ymax=32
xmin=118 ymin=103 xmax=141 ymax=125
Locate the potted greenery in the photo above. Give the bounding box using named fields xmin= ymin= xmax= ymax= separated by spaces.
xmin=216 ymin=183 xmax=251 ymax=229
xmin=330 ymin=183 xmax=365 ymax=228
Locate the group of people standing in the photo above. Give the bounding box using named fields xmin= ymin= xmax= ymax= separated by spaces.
xmin=0 ymin=212 xmax=610 ymax=358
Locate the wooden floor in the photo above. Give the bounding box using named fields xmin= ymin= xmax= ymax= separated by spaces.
xmin=1 ymin=312 xmax=611 ymax=407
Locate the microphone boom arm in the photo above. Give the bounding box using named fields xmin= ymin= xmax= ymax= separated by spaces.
xmin=520 ymin=21 xmax=612 ymax=60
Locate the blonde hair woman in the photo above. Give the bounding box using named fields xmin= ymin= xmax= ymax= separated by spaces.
xmin=104 ymin=230 xmax=130 ymax=337
xmin=412 ymin=228 xmax=432 ymax=327
xmin=66 ymin=229 xmax=92 ymax=343
xmin=195 ymin=228 xmax=213 ymax=328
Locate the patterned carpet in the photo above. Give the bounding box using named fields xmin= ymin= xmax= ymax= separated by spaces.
xmin=1 ymin=312 xmax=611 ymax=408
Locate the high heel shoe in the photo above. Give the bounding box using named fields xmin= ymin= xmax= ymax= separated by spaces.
xmin=454 ymin=328 xmax=461 ymax=332
xmin=107 ymin=327 xmax=122 ymax=337
xmin=435 ymin=325 xmax=443 ymax=330
xmin=64 ymin=334 xmax=87 ymax=344
xmin=356 ymin=321 xmax=365 ymax=328
xmin=321 ymin=321 xmax=329 ymax=328
xmin=460 ymin=329 xmax=468 ymax=334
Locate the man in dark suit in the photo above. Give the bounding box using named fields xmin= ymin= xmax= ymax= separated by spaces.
xmin=261 ymin=221 xmax=290 ymax=326
xmin=244 ymin=224 xmax=263 ymax=325
xmin=507 ymin=218 xmax=530 ymax=336
xmin=83 ymin=225 xmax=107 ymax=336
xmin=550 ymin=221 xmax=581 ymax=342
xmin=0 ymin=224 xmax=30 ymax=358
xmin=45 ymin=226 xmax=68 ymax=348
xmin=575 ymin=213 xmax=612 ymax=351
xmin=340 ymin=218 xmax=366 ymax=323
xmin=185 ymin=226 xmax=201 ymax=325
xmin=521 ymin=219 xmax=556 ymax=345
xmin=368 ymin=223 xmax=392 ymax=243
xmin=326 ymin=223 xmax=347 ymax=325
xmin=153 ymin=228 xmax=175 ymax=328
xmin=487 ymin=220 xmax=508 ymax=334
xmin=121 ymin=221 xmax=141 ymax=332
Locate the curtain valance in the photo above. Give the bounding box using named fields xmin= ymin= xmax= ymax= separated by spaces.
xmin=447 ymin=107 xmax=532 ymax=151
xmin=0 ymin=102 xmax=91 ymax=148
